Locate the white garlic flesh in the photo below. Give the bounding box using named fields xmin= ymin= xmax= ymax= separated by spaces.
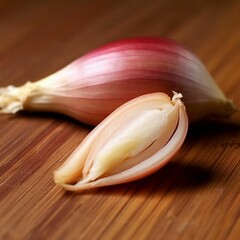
xmin=54 ymin=92 xmax=188 ymax=191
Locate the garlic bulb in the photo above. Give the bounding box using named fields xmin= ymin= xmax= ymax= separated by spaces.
xmin=0 ymin=38 xmax=236 ymax=125
xmin=54 ymin=92 xmax=188 ymax=191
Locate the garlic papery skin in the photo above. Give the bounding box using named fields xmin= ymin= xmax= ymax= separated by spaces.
xmin=54 ymin=92 xmax=188 ymax=191
xmin=0 ymin=38 xmax=236 ymax=125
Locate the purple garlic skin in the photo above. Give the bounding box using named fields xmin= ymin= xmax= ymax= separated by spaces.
xmin=0 ymin=38 xmax=236 ymax=125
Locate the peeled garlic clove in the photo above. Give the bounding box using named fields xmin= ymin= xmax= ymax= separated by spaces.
xmin=54 ymin=92 xmax=188 ymax=191
xmin=0 ymin=38 xmax=236 ymax=125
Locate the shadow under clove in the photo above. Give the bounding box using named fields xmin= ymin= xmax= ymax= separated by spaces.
xmin=60 ymin=161 xmax=221 ymax=198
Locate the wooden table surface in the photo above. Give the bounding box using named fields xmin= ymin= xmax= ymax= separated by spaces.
xmin=0 ymin=0 xmax=239 ymax=239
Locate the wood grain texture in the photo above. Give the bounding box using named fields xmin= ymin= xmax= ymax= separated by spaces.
xmin=0 ymin=0 xmax=239 ymax=239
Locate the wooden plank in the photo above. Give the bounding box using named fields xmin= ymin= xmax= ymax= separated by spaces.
xmin=0 ymin=0 xmax=239 ymax=239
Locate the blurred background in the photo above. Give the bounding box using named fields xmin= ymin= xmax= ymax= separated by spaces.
xmin=1 ymin=0 xmax=239 ymax=104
